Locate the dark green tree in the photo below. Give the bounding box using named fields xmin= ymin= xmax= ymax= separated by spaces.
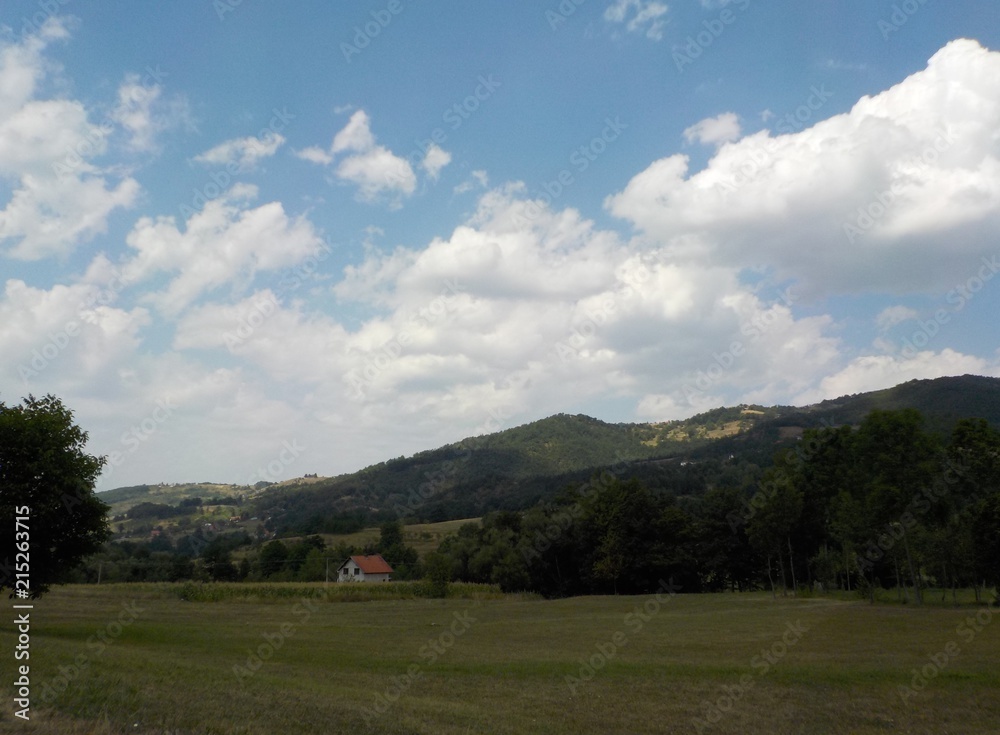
xmin=423 ymin=551 xmax=452 ymax=597
xmin=695 ymin=486 xmax=758 ymax=591
xmin=286 ymin=534 xmax=325 ymax=573
xmin=855 ymin=410 xmax=941 ymax=605
xmin=949 ymin=419 xmax=1000 ymax=595
xmin=258 ymin=539 xmax=289 ymax=577
xmin=378 ymin=520 xmax=404 ymax=550
xmin=747 ymin=470 xmax=803 ymax=597
xmin=297 ymin=547 xmax=328 ymax=581
xmin=1 ymin=395 xmax=109 ymax=598
xmin=377 ymin=520 xmax=420 ymax=579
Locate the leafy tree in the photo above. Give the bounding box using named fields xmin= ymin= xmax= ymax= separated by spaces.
xmin=1 ymin=395 xmax=109 ymax=598
xmin=378 ymin=520 xmax=420 ymax=579
xmin=378 ymin=520 xmax=404 ymax=550
xmin=970 ymin=491 xmax=1000 ymax=591
xmin=258 ymin=539 xmax=289 ymax=577
xmin=694 ymin=487 xmax=758 ymax=591
xmin=286 ymin=534 xmax=325 ymax=573
xmin=748 ymin=460 xmax=803 ymax=597
xmin=854 ymin=410 xmax=941 ymax=604
xmin=297 ymin=547 xmax=328 ymax=581
xmin=437 ymin=522 xmax=480 ymax=581
xmin=331 ymin=541 xmax=355 ymax=566
xmin=203 ymin=545 xmax=238 ymax=581
xmin=423 ymin=551 xmax=452 ymax=597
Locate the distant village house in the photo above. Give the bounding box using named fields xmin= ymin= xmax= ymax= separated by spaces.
xmin=337 ymin=554 xmax=394 ymax=582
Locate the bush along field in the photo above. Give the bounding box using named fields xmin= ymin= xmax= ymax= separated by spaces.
xmin=2 ymin=583 xmax=997 ymax=735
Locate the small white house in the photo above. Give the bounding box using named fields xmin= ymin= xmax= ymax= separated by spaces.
xmin=337 ymin=554 xmax=394 ymax=583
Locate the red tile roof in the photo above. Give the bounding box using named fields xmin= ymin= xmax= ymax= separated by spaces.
xmin=349 ymin=554 xmax=394 ymax=574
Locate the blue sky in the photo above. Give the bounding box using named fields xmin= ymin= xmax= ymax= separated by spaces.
xmin=1 ymin=0 xmax=999 ymax=490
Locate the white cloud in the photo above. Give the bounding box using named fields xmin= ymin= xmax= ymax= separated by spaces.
xmin=336 ymin=146 xmax=416 ymax=202
xmin=194 ymin=133 xmax=285 ymax=170
xmin=421 ymin=143 xmax=452 ymax=180
xmin=319 ymin=184 xmax=844 ymax=423
xmin=294 ymin=146 xmax=333 ymax=165
xmin=605 ymin=0 xmax=669 ymax=40
xmin=683 ymin=112 xmax=741 ymax=147
xmin=607 ymin=40 xmax=1000 ymax=297
xmin=331 ymin=109 xmax=377 ymax=153
xmin=112 ymin=73 xmax=192 ymax=154
xmin=113 ymin=76 xmax=161 ymax=153
xmin=0 ymin=22 xmax=140 ymax=260
xmin=0 ymin=17 xmax=69 ymax=118
xmin=0 ymin=279 xmax=150 ymax=389
xmin=454 ymin=170 xmax=489 ymax=194
xmin=299 ymin=109 xmax=419 ymax=203
xmin=876 ymin=305 xmax=918 ymax=331
xmin=122 ymin=186 xmax=324 ymax=315
xmin=0 ymin=173 xmax=139 ymax=260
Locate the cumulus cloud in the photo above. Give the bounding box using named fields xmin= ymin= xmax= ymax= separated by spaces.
xmin=605 ymin=0 xmax=669 ymax=40
xmin=876 ymin=305 xmax=919 ymax=331
xmin=112 ymin=72 xmax=192 ymax=154
xmin=0 ymin=17 xmax=68 ymax=118
xmin=0 ymin=25 xmax=141 ymax=260
xmin=294 ymin=146 xmax=333 ymax=165
xmin=122 ymin=185 xmax=324 ymax=315
xmin=194 ymin=132 xmax=285 ymax=170
xmin=454 ymin=170 xmax=489 ymax=195
xmin=336 ymin=146 xmax=416 ymax=202
xmin=607 ymin=39 xmax=1000 ymax=298
xmin=0 ymin=279 xmax=150 ymax=389
xmin=331 ymin=110 xmax=376 ymax=154
xmin=421 ymin=143 xmax=452 ymax=180
xmin=683 ymin=112 xmax=741 ymax=147
xmin=315 ymin=184 xmax=843 ymax=424
xmin=297 ymin=109 xmax=427 ymax=203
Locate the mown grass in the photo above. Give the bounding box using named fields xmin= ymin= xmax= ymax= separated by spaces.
xmin=167 ymin=580 xmax=507 ymax=603
xmin=1 ymin=586 xmax=997 ymax=735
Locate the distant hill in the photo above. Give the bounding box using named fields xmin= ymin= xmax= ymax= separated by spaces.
xmin=807 ymin=374 xmax=1000 ymax=430
xmin=100 ymin=482 xmax=248 ymax=517
xmin=102 ymin=374 xmax=1000 ymax=535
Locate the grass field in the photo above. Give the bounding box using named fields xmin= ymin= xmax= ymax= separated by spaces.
xmin=2 ymin=584 xmax=998 ymax=735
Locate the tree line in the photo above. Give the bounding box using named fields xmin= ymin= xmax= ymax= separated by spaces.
xmin=434 ymin=410 xmax=1000 ymax=601
xmin=3 ymin=394 xmax=996 ymax=603
xmin=68 ymin=520 xmax=422 ymax=585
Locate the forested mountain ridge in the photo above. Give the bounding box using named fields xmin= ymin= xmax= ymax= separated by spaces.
xmin=102 ymin=375 xmax=1000 ymax=535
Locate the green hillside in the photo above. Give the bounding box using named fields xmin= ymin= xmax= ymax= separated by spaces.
xmin=101 ymin=374 xmax=1000 ymax=536
xmin=100 ymin=482 xmax=248 ymax=516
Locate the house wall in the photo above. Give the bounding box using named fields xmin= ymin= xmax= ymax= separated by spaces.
xmin=338 ymin=560 xmax=360 ymax=582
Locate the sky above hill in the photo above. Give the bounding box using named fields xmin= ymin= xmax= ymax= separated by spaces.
xmin=1 ymin=0 xmax=999 ymax=490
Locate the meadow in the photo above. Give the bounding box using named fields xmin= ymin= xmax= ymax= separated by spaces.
xmin=2 ymin=584 xmax=997 ymax=735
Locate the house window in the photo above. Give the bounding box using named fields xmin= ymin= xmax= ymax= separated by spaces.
xmin=353 ymin=567 xmax=359 ymax=576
